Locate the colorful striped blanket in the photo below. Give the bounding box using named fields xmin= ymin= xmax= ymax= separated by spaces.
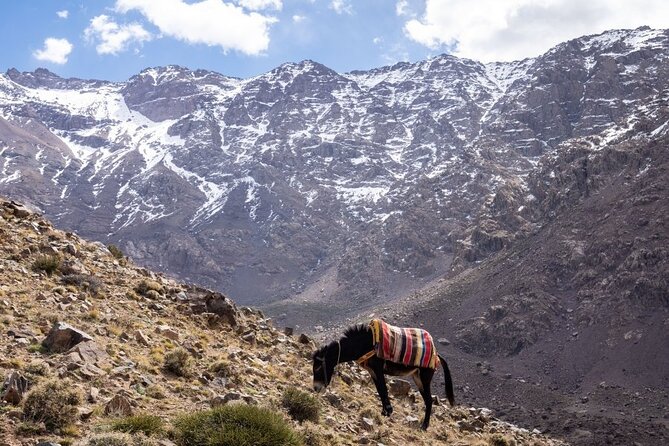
xmin=370 ymin=319 xmax=439 ymax=369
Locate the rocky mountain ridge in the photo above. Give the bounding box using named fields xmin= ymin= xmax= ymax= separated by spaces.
xmin=1 ymin=27 xmax=667 ymax=318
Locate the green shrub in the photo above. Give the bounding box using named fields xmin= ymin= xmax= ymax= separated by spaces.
xmin=107 ymin=244 xmax=124 ymax=260
xmin=22 ymin=379 xmax=81 ymax=431
xmin=83 ymin=432 xmax=159 ymax=446
xmin=209 ymin=360 xmax=232 ymax=377
xmin=163 ymin=348 xmax=193 ymax=377
xmin=281 ymin=387 xmax=320 ymax=423
xmin=489 ymin=434 xmax=516 ymax=446
xmin=135 ymin=279 xmax=164 ymax=296
xmin=32 ymin=255 xmax=61 ymax=275
xmin=172 ymin=405 xmax=303 ymax=446
xmin=111 ymin=414 xmax=164 ymax=436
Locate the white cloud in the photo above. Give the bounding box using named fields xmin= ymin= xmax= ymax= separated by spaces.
xmin=330 ymin=0 xmax=352 ymax=15
xmin=373 ymin=36 xmax=383 ymax=45
xmin=396 ymin=0 xmax=409 ymax=16
xmin=405 ymin=0 xmax=669 ymax=62
xmin=84 ymin=15 xmax=152 ymax=55
xmin=56 ymin=10 xmax=69 ymax=19
xmin=292 ymin=14 xmax=306 ymax=23
xmin=115 ymin=0 xmax=277 ymax=55
xmin=33 ymin=38 xmax=73 ymax=64
xmin=238 ymin=0 xmax=282 ymax=10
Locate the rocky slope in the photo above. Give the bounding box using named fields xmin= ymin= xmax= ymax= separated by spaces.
xmin=0 ymin=199 xmax=565 ymax=445
xmin=1 ymin=28 xmax=667 ymax=319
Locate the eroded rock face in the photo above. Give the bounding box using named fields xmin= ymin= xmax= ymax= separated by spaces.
xmin=42 ymin=322 xmax=94 ymax=353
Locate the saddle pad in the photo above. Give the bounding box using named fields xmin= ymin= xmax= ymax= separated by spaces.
xmin=370 ymin=319 xmax=438 ymax=369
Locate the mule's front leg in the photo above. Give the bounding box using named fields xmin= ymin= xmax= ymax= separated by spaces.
xmin=369 ymin=361 xmax=393 ymax=416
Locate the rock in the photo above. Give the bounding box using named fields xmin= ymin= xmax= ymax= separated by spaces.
xmin=155 ymin=325 xmax=179 ymax=341
xmin=79 ymin=406 xmax=94 ymax=420
xmin=325 ymin=392 xmax=343 ymax=408
xmin=388 ymin=379 xmax=412 ymax=397
xmin=298 ymin=333 xmax=312 ymax=344
xmin=361 ymin=417 xmax=375 ymax=431
xmin=437 ymin=338 xmax=451 ymax=346
xmin=283 ymin=327 xmax=294 ymax=336
xmin=105 ymin=393 xmax=133 ymax=416
xmin=2 ymin=370 xmax=29 ymax=404
xmin=67 ymin=340 xmax=109 ymax=366
xmin=205 ymin=292 xmax=239 ymax=327
xmin=88 ymin=386 xmax=99 ymax=403
xmin=42 ymin=321 xmax=94 ymax=353
xmin=241 ymin=332 xmax=256 ymax=344
xmin=7 ymin=201 xmax=31 ymax=218
xmin=36 ymin=443 xmax=61 ymax=446
xmin=134 ymin=330 xmax=150 ymax=346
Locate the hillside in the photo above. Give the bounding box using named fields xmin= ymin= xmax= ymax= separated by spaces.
xmin=0 ymin=199 xmax=565 ymax=445
xmin=0 ymin=28 xmax=667 ymax=318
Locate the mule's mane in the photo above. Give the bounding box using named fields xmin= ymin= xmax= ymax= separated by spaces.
xmin=343 ymin=323 xmax=369 ymax=339
xmin=313 ymin=323 xmax=370 ymax=359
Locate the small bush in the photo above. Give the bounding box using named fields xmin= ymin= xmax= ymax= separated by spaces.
xmin=163 ymin=348 xmax=192 ymax=377
xmin=173 ymin=405 xmax=303 ymax=446
xmin=111 ymin=414 xmax=164 ymax=437
xmin=145 ymin=385 xmax=167 ymax=400
xmin=32 ymin=255 xmax=61 ymax=275
xmin=135 ymin=280 xmax=163 ymax=297
xmin=209 ymin=360 xmax=232 ymax=377
xmin=22 ymin=379 xmax=81 ymax=431
xmin=82 ymin=432 xmax=159 ymax=446
xmin=489 ymin=434 xmax=515 ymax=446
xmin=281 ymin=387 xmax=320 ymax=423
xmin=108 ymin=244 xmax=124 ymax=260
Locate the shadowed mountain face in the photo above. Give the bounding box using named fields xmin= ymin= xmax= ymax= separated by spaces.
xmin=0 ymin=28 xmax=668 ymax=322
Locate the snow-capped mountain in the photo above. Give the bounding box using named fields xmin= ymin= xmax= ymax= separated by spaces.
xmin=1 ymin=27 xmax=667 ymax=313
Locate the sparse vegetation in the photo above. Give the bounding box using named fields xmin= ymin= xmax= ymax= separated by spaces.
xmin=82 ymin=432 xmax=159 ymax=446
xmin=32 ymin=254 xmax=61 ymax=275
xmin=62 ymin=274 xmax=104 ymax=296
xmin=135 ymin=279 xmax=164 ymax=296
xmin=108 ymin=244 xmax=124 ymax=260
xmin=172 ymin=405 xmax=304 ymax=446
xmin=22 ymin=379 xmax=82 ymax=431
xmin=163 ymin=348 xmax=193 ymax=377
xmin=281 ymin=387 xmax=320 ymax=423
xmin=110 ymin=414 xmax=164 ymax=437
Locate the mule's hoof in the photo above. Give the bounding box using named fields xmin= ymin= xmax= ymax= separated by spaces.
xmin=420 ymin=423 xmax=429 ymax=431
xmin=381 ymin=406 xmax=393 ymax=417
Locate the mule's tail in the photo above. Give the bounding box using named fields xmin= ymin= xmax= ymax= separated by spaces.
xmin=438 ymin=354 xmax=455 ymax=406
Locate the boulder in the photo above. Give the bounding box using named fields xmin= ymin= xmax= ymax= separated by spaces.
xmin=42 ymin=322 xmax=94 ymax=353
xmin=205 ymin=292 xmax=239 ymax=327
xmin=155 ymin=325 xmax=179 ymax=341
xmin=388 ymin=379 xmax=412 ymax=397
xmin=67 ymin=340 xmax=109 ymax=366
xmin=2 ymin=370 xmax=29 ymax=405
xmin=134 ymin=329 xmax=150 ymax=346
xmin=105 ymin=393 xmax=133 ymax=416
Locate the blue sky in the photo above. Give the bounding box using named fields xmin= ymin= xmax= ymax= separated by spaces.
xmin=2 ymin=0 xmax=668 ymax=81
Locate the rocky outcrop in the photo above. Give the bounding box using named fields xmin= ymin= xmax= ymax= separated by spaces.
xmin=42 ymin=322 xmax=94 ymax=353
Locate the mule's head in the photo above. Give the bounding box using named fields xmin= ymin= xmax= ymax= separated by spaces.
xmin=312 ymin=343 xmax=336 ymax=392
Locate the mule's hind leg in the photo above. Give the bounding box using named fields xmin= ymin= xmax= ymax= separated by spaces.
xmin=413 ymin=367 xmax=435 ymax=430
